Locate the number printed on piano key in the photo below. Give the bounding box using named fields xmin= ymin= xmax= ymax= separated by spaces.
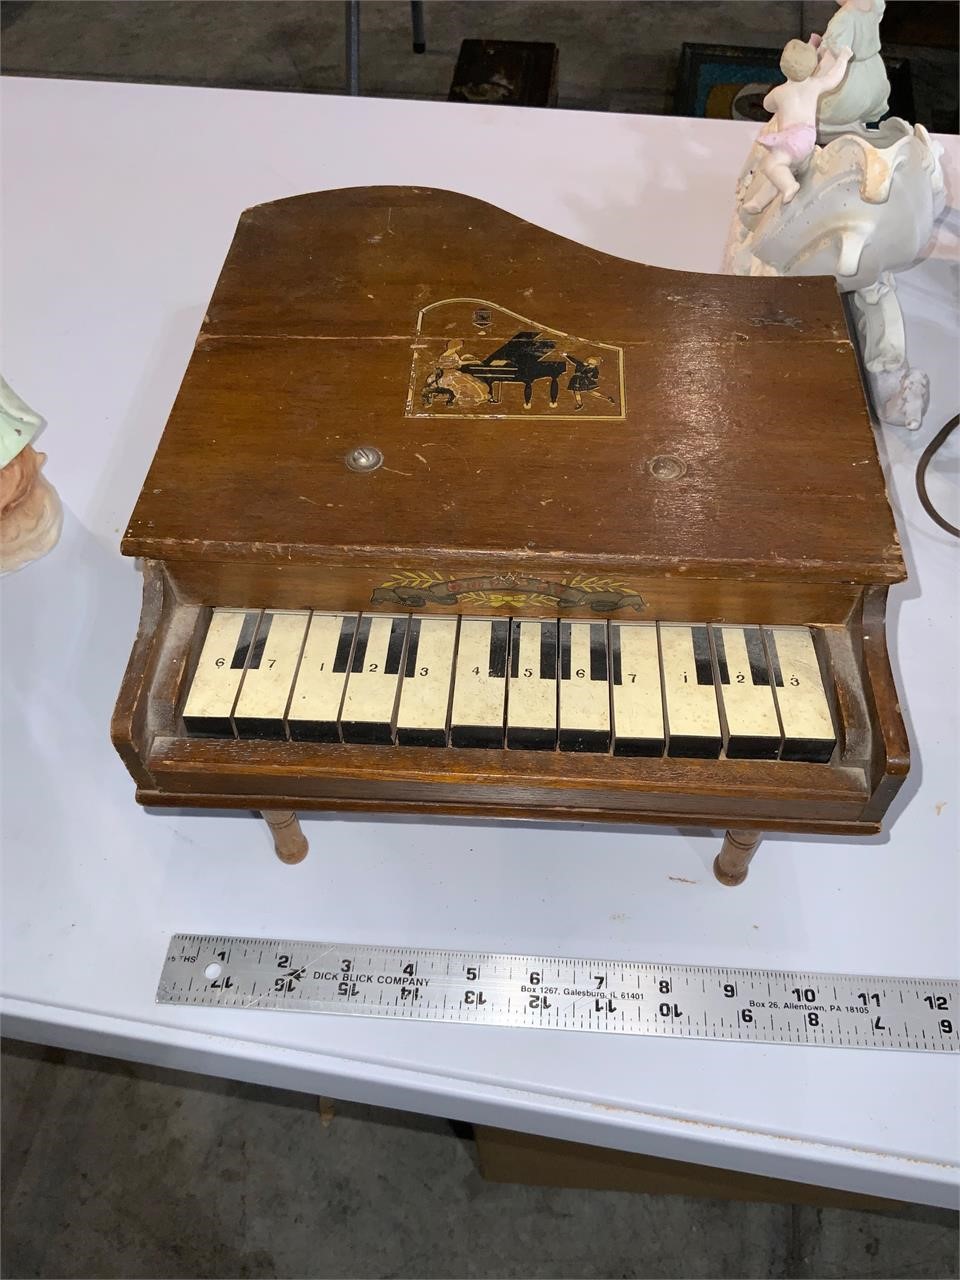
xmin=713 ymin=625 xmax=781 ymax=759
xmin=287 ymin=613 xmax=358 ymax=742
xmin=610 ymin=622 xmax=665 ymax=756
xmin=233 ymin=610 xmax=310 ymax=740
xmin=396 ymin=617 xmax=458 ymax=746
xmin=450 ymin=618 xmax=509 ymax=748
xmin=340 ymin=614 xmax=409 ymax=744
xmin=660 ymin=624 xmax=722 ymax=758
xmin=765 ymin=627 xmax=836 ymax=763
xmin=559 ymin=622 xmax=610 ymax=752
xmin=506 ymin=619 xmax=558 ymax=750
xmin=182 ymin=609 xmax=261 ymax=737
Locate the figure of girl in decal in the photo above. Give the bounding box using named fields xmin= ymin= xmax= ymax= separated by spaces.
xmin=563 ymin=353 xmax=615 ymax=411
xmin=421 ymin=339 xmax=487 ymax=408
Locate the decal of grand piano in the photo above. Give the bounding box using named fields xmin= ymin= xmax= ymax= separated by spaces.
xmin=406 ymin=298 xmax=625 ymax=419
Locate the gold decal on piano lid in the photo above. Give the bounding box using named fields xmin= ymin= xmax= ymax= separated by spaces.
xmin=405 ymin=298 xmax=625 ymax=420
xmin=371 ymin=570 xmax=645 ymax=614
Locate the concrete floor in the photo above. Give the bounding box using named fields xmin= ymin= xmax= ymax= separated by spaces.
xmin=2 ymin=4 xmax=959 ymax=1276
xmin=1 ymin=1 xmax=957 ymax=129
xmin=3 ymin=1039 xmax=958 ymax=1279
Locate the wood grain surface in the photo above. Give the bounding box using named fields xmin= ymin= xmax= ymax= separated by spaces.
xmin=122 ymin=187 xmax=904 ymax=587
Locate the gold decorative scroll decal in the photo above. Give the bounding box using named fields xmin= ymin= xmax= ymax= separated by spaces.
xmin=404 ymin=298 xmax=626 ymax=421
xmin=371 ymin=570 xmax=645 ymax=614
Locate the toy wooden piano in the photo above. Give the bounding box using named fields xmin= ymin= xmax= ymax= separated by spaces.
xmin=112 ymin=186 xmax=909 ymax=885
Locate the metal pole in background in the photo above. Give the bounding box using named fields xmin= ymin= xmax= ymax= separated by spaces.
xmin=345 ymin=0 xmax=360 ymax=95
xmin=411 ymin=0 xmax=426 ymax=54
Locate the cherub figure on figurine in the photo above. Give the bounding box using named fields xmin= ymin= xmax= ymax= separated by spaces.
xmin=743 ymin=39 xmax=852 ymax=214
xmin=724 ymin=0 xmax=945 ymax=433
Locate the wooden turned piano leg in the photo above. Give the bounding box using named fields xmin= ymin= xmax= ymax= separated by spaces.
xmin=713 ymin=829 xmax=762 ymax=887
xmin=262 ymin=810 xmax=308 ymax=864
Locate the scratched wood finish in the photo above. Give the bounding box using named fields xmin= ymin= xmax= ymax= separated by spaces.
xmin=162 ymin=558 xmax=862 ymax=625
xmin=133 ymin=785 xmax=881 ymax=837
xmin=122 ymin=187 xmax=903 ymax=587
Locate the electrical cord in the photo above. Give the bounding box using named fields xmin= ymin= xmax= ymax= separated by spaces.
xmin=915 ymin=412 xmax=959 ymax=539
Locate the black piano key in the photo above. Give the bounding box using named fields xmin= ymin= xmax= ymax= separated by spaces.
xmin=713 ymin=629 xmax=730 ymax=684
xmin=404 ymin=618 xmax=422 ymax=677
xmin=245 ymin=612 xmax=273 ymax=671
xmin=350 ymin=617 xmax=372 ymax=672
xmin=384 ymin=617 xmax=406 ymax=675
xmin=610 ymin=626 xmax=622 ymax=686
xmin=693 ymin=626 xmax=713 ymax=686
xmin=332 ymin=616 xmax=358 ymax=673
xmin=559 ymin=623 xmax=571 ymax=680
xmin=766 ymin=631 xmax=784 ymax=687
xmin=230 ymin=612 xmax=259 ymax=669
xmin=510 ymin=619 xmax=521 ymax=678
xmin=589 ymin=623 xmax=607 ymax=682
xmin=489 ymin=620 xmax=509 ymax=678
xmin=539 ymin=621 xmax=557 ymax=679
xmin=745 ymin=628 xmax=771 ymax=685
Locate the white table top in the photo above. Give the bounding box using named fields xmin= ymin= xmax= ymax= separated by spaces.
xmin=2 ymin=76 xmax=958 ymax=1208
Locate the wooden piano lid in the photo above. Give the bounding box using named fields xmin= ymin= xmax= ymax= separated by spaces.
xmin=122 ymin=186 xmax=904 ymax=586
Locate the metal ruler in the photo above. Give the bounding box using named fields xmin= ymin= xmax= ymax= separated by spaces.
xmin=157 ymin=935 xmax=959 ymax=1053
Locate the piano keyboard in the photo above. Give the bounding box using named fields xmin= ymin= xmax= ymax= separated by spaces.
xmin=182 ymin=611 xmax=837 ymax=763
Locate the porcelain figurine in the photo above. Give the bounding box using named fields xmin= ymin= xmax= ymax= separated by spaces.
xmin=818 ymin=0 xmax=890 ymax=130
xmin=0 ymin=377 xmax=62 ymax=575
xmin=743 ymin=40 xmax=853 ymax=214
xmin=724 ymin=4 xmax=945 ymax=433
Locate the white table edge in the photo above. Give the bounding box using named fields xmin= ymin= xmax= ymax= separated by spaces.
xmin=3 ymin=997 xmax=957 ymax=1208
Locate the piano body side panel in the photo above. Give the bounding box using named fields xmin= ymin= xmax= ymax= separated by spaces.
xmin=110 ymin=560 xmax=205 ymax=788
xmin=859 ymin=585 xmax=910 ymax=823
xmin=161 ymin=558 xmax=861 ymax=627
xmin=111 ymin=560 xmax=168 ymax=789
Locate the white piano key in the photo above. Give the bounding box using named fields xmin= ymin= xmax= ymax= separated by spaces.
xmin=713 ymin=625 xmax=782 ymax=759
xmin=506 ymin=619 xmax=558 ymax=750
xmin=287 ymin=613 xmax=358 ymax=742
xmin=396 ymin=617 xmax=457 ymax=746
xmin=765 ymin=626 xmax=836 ymax=763
xmin=610 ymin=622 xmax=665 ymax=756
xmin=660 ymin=624 xmax=722 ymax=758
xmin=558 ymin=622 xmax=610 ymax=752
xmin=182 ymin=609 xmax=261 ymax=736
xmin=232 ymin=610 xmax=310 ymax=739
xmin=450 ymin=617 xmax=509 ymax=748
xmin=339 ymin=614 xmax=408 ymax=744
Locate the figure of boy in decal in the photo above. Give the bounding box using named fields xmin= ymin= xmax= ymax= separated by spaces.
xmin=563 ymin=354 xmax=615 ymax=411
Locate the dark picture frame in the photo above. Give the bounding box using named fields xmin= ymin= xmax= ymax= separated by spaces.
xmin=675 ymin=42 xmax=915 ymax=124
